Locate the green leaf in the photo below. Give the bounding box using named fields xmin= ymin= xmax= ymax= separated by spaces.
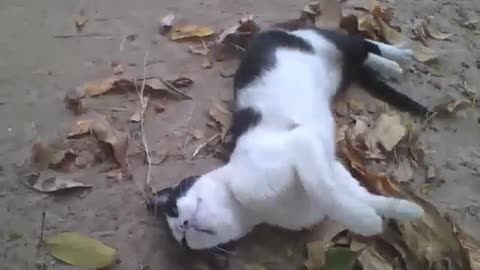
xmin=320 ymin=247 xmax=361 ymax=270
xmin=46 ymin=232 xmax=117 ymax=268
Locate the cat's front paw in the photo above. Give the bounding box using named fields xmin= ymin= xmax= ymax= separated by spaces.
xmin=350 ymin=214 xmax=383 ymax=236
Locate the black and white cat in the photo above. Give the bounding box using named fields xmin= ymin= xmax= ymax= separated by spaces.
xmin=148 ymin=27 xmax=429 ymax=250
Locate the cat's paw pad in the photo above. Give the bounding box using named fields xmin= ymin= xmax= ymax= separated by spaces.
xmin=351 ymin=214 xmax=383 ymax=236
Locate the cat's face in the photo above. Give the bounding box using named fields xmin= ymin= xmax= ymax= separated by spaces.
xmin=149 ymin=175 xmax=252 ymax=250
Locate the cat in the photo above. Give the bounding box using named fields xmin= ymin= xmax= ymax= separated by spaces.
xmin=147 ymin=26 xmax=429 ymax=250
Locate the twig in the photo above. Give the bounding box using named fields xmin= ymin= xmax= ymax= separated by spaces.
xmin=192 ymin=134 xmax=220 ymax=158
xmin=160 ymin=79 xmax=193 ymax=100
xmin=137 ymin=54 xmax=153 ymax=186
xmin=36 ymin=211 xmax=46 ymax=255
xmin=54 ymin=33 xmax=112 ymax=39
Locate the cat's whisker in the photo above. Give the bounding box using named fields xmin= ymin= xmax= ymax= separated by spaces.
xmin=213 ymin=245 xmax=236 ymax=255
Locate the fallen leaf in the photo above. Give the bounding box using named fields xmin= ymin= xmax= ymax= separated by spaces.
xmin=68 ymin=120 xmax=94 ymax=138
xmin=159 ymin=14 xmax=175 ymax=35
xmin=192 ymin=129 xmax=205 ymax=140
xmin=357 ymin=14 xmax=379 ymax=39
xmin=357 ymin=248 xmax=393 ymax=270
xmin=392 ymin=159 xmax=413 ymax=182
xmin=304 ymin=241 xmax=327 ymax=270
xmin=73 ymin=14 xmax=88 ymax=32
xmin=446 ymin=99 xmax=473 ymax=113
xmin=425 ymin=25 xmax=453 ymax=40
xmin=303 ymin=0 xmax=342 ymax=29
xmin=452 ymin=223 xmax=480 ymax=270
xmin=112 ymin=64 xmax=124 ymax=75
xmin=168 ymin=77 xmax=194 ymax=88
xmin=426 ymin=166 xmax=436 ymax=182
xmin=74 ymin=150 xmax=96 ymax=168
xmin=188 ymin=44 xmax=209 ymax=55
xmin=365 ymin=113 xmax=406 ymax=152
xmin=91 ymin=120 xmax=128 ymax=168
xmin=82 ymin=77 xmax=117 ymax=97
xmin=47 ymin=232 xmax=116 ymax=268
xmin=149 ymin=149 xmax=168 ymax=165
xmin=208 ymin=102 xmax=232 ymax=141
xmin=153 ymin=103 xmax=166 ymax=113
xmin=321 ymin=247 xmax=361 ymax=270
xmin=144 ymin=78 xmax=164 ymax=90
xmin=129 ymin=110 xmax=142 ymax=123
xmin=8 ymin=232 xmax=23 ymax=242
xmin=377 ymin=18 xmax=437 ymax=62
xmin=24 ymin=173 xmax=92 ymax=193
xmin=336 ymin=125 xmax=348 ymax=143
xmin=64 ymin=88 xmax=85 ymax=114
xmin=169 ymin=24 xmax=215 ymax=41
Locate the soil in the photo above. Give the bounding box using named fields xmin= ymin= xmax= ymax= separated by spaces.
xmin=1 ymin=0 xmax=479 ymax=269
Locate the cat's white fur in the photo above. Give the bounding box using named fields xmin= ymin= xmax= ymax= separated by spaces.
xmin=165 ymin=29 xmax=423 ymax=250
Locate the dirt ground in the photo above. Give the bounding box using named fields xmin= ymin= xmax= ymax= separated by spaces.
xmin=1 ymin=0 xmax=480 ymax=269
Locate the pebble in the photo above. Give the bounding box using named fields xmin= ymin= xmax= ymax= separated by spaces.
xmin=445 ymin=159 xmax=457 ymax=170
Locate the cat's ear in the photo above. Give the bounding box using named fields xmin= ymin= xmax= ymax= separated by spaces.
xmin=147 ymin=187 xmax=173 ymax=214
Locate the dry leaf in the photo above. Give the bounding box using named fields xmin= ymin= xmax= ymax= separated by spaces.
xmin=47 ymin=232 xmax=116 ymax=268
xmin=73 ymin=14 xmax=88 ymax=32
xmin=168 ymin=77 xmax=194 ymax=89
xmin=336 ymin=125 xmax=348 ymax=143
xmin=82 ymin=77 xmax=117 ymax=97
xmin=24 ymin=173 xmax=92 ymax=193
xmin=64 ymin=88 xmax=85 ymax=114
xmin=112 ymin=64 xmax=124 ymax=75
xmin=91 ymin=120 xmax=128 ymax=168
xmin=129 ymin=110 xmax=142 ymax=123
xmin=303 ymin=0 xmax=342 ymax=29
xmin=192 ymin=129 xmax=205 ymax=140
xmin=169 ymin=24 xmax=215 ymax=41
xmin=159 ymin=14 xmax=175 ymax=35
xmin=208 ymin=102 xmax=232 ymax=141
xmin=446 ymin=99 xmax=473 ymax=113
xmin=427 ymin=166 xmax=436 ymax=181
xmin=304 ymin=241 xmax=327 ymax=270
xmin=452 ymin=223 xmax=480 ymax=270
xmin=365 ymin=113 xmax=406 ymax=152
xmin=393 ymin=159 xmax=413 ymax=182
xmin=145 ymin=78 xmax=164 ymax=90
xmin=377 ymin=19 xmax=437 ymax=62
xmin=74 ymin=150 xmax=95 ymax=169
xmin=425 ymin=25 xmax=453 ymax=40
xmin=357 ymin=248 xmax=393 ymax=270
xmin=68 ymin=120 xmax=94 ymax=138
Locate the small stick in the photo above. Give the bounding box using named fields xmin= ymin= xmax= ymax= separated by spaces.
xmin=37 ymin=211 xmax=46 ymax=255
xmin=54 ymin=33 xmax=112 ymax=39
xmin=160 ymin=79 xmax=193 ymax=100
xmin=192 ymin=134 xmax=220 ymax=158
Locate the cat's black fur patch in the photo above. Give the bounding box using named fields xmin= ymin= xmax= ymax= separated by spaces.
xmin=148 ymin=175 xmax=200 ymax=218
xmin=233 ymin=29 xmax=314 ymax=94
xmin=227 ymin=107 xmax=262 ymax=153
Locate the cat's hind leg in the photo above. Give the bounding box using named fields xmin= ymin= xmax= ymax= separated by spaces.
xmin=365 ymin=39 xmax=414 ymax=65
xmin=286 ymin=126 xmax=384 ymax=236
xmin=332 ymin=160 xmax=424 ymax=220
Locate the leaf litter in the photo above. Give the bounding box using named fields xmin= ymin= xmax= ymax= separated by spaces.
xmin=47 ymin=232 xmax=117 ymax=268
xmin=24 ymin=172 xmax=92 ymax=193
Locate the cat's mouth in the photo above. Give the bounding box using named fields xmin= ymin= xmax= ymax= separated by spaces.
xmin=191 ymin=225 xmax=215 ymax=235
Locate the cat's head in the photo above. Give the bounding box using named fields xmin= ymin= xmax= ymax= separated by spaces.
xmin=147 ymin=173 xmax=253 ymax=250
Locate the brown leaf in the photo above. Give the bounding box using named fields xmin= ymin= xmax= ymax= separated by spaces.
xmin=129 ymin=110 xmax=142 ymax=123
xmin=73 ymin=14 xmax=88 ymax=32
xmin=74 ymin=150 xmax=95 ymax=169
xmin=208 ymin=102 xmax=232 ymax=141
xmin=149 ymin=149 xmax=168 ymax=165
xmin=303 ymin=0 xmax=342 ymax=29
xmin=357 ymin=248 xmax=393 ymax=270
xmin=392 ymin=159 xmax=413 ymax=182
xmin=304 ymin=241 xmax=327 ymax=270
xmin=112 ymin=64 xmax=124 ymax=75
xmin=377 ymin=18 xmax=437 ymax=62
xmin=425 ymin=24 xmax=454 ymax=40
xmin=159 ymin=14 xmax=175 ymax=35
xmin=90 ymin=120 xmax=128 ymax=168
xmin=365 ymin=113 xmax=406 ymax=153
xmin=168 ymin=77 xmax=194 ymax=89
xmin=447 ymin=99 xmax=473 ymax=113
xmin=82 ymin=77 xmax=117 ymax=97
xmin=64 ymin=88 xmax=85 ymax=114
xmin=452 ymin=223 xmax=480 ymax=270
xmin=169 ymin=24 xmax=215 ymax=41
xmin=68 ymin=120 xmax=94 ymax=138
xmin=192 ymin=129 xmax=205 ymax=140
xmin=24 ymin=173 xmax=91 ymax=193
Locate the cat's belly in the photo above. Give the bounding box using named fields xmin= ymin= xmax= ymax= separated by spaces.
xmin=253 ymin=181 xmax=327 ymax=230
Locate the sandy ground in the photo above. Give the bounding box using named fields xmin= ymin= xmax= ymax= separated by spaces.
xmin=1 ymin=0 xmax=480 ymax=269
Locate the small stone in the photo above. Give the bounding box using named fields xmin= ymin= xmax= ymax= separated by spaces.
xmin=151 ymin=34 xmax=162 ymax=44
xmin=445 ymin=159 xmax=457 ymax=170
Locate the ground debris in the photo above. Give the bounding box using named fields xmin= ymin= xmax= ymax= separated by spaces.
xmin=24 ymin=172 xmax=92 ymax=193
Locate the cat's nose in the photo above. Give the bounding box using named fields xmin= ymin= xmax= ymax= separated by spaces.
xmin=179 ymin=220 xmax=189 ymax=229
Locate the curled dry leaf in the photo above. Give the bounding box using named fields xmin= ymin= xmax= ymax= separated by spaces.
xmin=303 ymin=0 xmax=342 ymax=29
xmin=47 ymin=232 xmax=117 ymax=268
xmin=192 ymin=129 xmax=205 ymax=140
xmin=159 ymin=14 xmax=175 ymax=35
xmin=168 ymin=77 xmax=194 ymax=89
xmin=433 ymin=98 xmax=474 ymax=116
xmin=91 ymin=120 xmax=128 ymax=168
xmin=82 ymin=77 xmax=117 ymax=97
xmin=451 ymin=223 xmax=480 ymax=270
xmin=208 ymin=102 xmax=232 ymax=141
xmin=377 ymin=19 xmax=437 ymax=62
xmin=73 ymin=14 xmax=88 ymax=32
xmin=129 ymin=110 xmax=142 ymax=123
xmin=64 ymin=88 xmax=85 ymax=114
xmin=357 ymin=248 xmax=393 ymax=270
xmin=304 ymin=241 xmax=327 ymax=270
xmin=24 ymin=173 xmax=92 ymax=193
xmin=365 ymin=113 xmax=406 ymax=153
xmin=68 ymin=119 xmax=94 ymax=138
xmin=392 ymin=159 xmax=413 ymax=183
xmin=169 ymin=24 xmax=215 ymax=41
